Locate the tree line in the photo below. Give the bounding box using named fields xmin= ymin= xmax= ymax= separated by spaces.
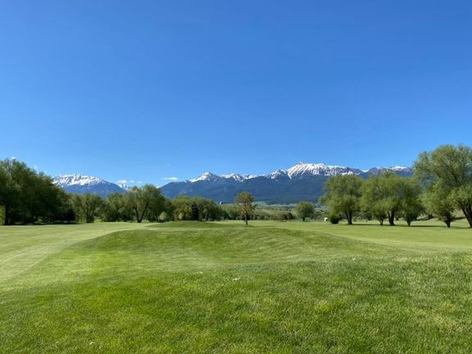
xmin=0 ymin=160 xmax=259 ymax=225
xmin=320 ymin=144 xmax=472 ymax=228
xmin=1 ymin=144 xmax=471 ymax=227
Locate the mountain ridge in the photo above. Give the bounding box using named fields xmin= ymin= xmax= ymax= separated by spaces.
xmin=160 ymin=163 xmax=413 ymax=204
xmin=52 ymin=163 xmax=413 ymax=202
xmin=53 ymin=174 xmax=125 ymax=197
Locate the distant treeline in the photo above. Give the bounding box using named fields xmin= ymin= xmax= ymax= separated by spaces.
xmin=1 ymin=144 xmax=471 ymax=227
xmin=0 ymin=160 xmax=289 ymax=225
xmin=320 ymin=144 xmax=472 ymax=228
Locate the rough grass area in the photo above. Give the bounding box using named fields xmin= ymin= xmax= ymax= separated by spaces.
xmin=1 ymin=220 xmax=472 ymax=353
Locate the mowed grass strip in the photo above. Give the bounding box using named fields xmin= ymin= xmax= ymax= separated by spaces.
xmin=1 ymin=221 xmax=472 ymax=353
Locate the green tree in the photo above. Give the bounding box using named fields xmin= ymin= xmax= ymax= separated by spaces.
xmin=126 ymin=185 xmax=165 ymax=223
xmin=295 ymin=201 xmax=314 ymax=221
xmin=362 ymin=173 xmax=399 ymax=226
xmin=235 ymin=192 xmax=255 ymax=225
xmin=415 ymin=144 xmax=472 ymax=227
xmin=321 ymin=175 xmax=363 ymax=225
xmin=172 ymin=196 xmax=194 ymax=220
xmin=0 ymin=159 xmax=70 ymax=224
xmin=400 ymin=179 xmax=424 ymax=226
xmin=422 ymin=183 xmax=455 ymax=228
xmin=72 ymin=194 xmax=103 ymax=223
xmin=102 ymin=193 xmax=133 ymax=222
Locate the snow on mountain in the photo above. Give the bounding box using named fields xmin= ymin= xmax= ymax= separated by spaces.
xmin=185 ymin=162 xmax=407 ymax=182
xmin=189 ymin=172 xmax=222 ymax=183
xmin=53 ymin=174 xmax=125 ymax=197
xmin=286 ymin=163 xmax=363 ymax=178
xmin=159 ymin=162 xmax=414 ymax=204
xmin=54 ymin=174 xmax=104 ymax=187
xmin=221 ymin=173 xmax=247 ymax=182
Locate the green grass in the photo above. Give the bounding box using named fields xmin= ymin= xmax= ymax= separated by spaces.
xmin=1 ymin=220 xmax=472 ymax=353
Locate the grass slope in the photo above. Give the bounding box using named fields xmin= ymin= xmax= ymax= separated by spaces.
xmin=1 ymin=220 xmax=472 ymax=353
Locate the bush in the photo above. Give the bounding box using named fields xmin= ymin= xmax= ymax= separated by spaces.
xmin=158 ymin=211 xmax=170 ymax=223
xmin=328 ymin=213 xmax=341 ymax=224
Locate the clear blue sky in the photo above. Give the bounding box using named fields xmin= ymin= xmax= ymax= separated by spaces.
xmin=1 ymin=0 xmax=471 ymax=185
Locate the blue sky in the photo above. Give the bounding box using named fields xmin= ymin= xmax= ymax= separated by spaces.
xmin=1 ymin=0 xmax=471 ymax=185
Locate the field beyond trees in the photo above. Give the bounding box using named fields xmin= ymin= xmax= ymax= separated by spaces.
xmin=2 ymin=220 xmax=472 ymax=353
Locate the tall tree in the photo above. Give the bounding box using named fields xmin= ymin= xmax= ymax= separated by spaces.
xmin=422 ymin=183 xmax=455 ymax=228
xmin=321 ymin=175 xmax=363 ymax=225
xmin=295 ymin=201 xmax=314 ymax=221
xmin=126 ymin=185 xmax=165 ymax=223
xmin=72 ymin=194 xmax=103 ymax=223
xmin=415 ymin=144 xmax=472 ymax=227
xmin=0 ymin=159 xmax=70 ymax=224
xmin=362 ymin=173 xmax=404 ymax=226
xmin=102 ymin=193 xmax=133 ymax=222
xmin=235 ymin=192 xmax=255 ymax=225
xmin=400 ymin=178 xmax=424 ymax=226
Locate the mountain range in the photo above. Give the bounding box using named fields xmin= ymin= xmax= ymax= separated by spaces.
xmin=53 ymin=175 xmax=125 ymax=197
xmin=160 ymin=163 xmax=413 ymax=204
xmin=53 ymin=163 xmax=413 ymax=204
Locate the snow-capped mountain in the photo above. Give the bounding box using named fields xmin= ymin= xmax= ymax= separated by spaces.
xmin=185 ymin=163 xmax=412 ymax=183
xmin=53 ymin=174 xmax=125 ymax=197
xmin=160 ymin=163 xmax=413 ymax=204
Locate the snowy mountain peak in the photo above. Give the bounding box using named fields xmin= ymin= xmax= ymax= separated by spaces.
xmin=286 ymin=162 xmax=361 ymax=178
xmin=185 ymin=162 xmax=412 ymax=183
xmin=53 ymin=174 xmax=125 ymax=197
xmin=53 ymin=174 xmax=104 ymax=187
xmin=189 ymin=172 xmax=220 ymax=182
xmin=221 ymin=173 xmax=246 ymax=182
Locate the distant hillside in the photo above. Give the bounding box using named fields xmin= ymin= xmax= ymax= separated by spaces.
xmin=160 ymin=163 xmax=413 ymax=204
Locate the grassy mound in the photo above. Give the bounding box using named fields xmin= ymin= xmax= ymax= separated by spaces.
xmin=1 ymin=221 xmax=472 ymax=352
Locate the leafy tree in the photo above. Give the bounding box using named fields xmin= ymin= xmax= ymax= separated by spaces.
xmin=235 ymin=192 xmax=255 ymax=225
xmin=362 ymin=173 xmax=401 ymax=226
xmin=400 ymin=179 xmax=424 ymax=226
xmin=102 ymin=193 xmax=133 ymax=222
xmin=0 ymin=159 xmax=70 ymax=224
xmin=72 ymin=194 xmax=103 ymax=223
xmin=415 ymin=144 xmax=472 ymax=227
xmin=171 ymin=196 xmax=223 ymax=221
xmin=422 ymin=183 xmax=455 ymax=227
xmin=126 ymin=185 xmax=165 ymax=223
xmin=321 ymin=175 xmax=363 ymax=225
xmin=198 ymin=199 xmax=223 ymax=221
xmin=172 ymin=196 xmax=194 ymax=220
xmin=295 ymin=201 xmax=314 ymax=221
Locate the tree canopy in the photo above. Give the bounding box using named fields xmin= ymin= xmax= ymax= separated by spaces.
xmin=415 ymin=144 xmax=472 ymax=227
xmin=235 ymin=192 xmax=255 ymax=225
xmin=295 ymin=201 xmax=314 ymax=221
xmin=321 ymin=175 xmax=363 ymax=225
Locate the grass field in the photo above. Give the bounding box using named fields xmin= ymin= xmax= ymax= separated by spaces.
xmin=1 ymin=220 xmax=472 ymax=353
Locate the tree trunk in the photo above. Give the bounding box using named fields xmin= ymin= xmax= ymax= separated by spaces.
xmin=463 ymin=208 xmax=472 ymax=228
xmin=134 ymin=208 xmax=142 ymax=223
xmin=445 ymin=219 xmax=451 ymax=228
xmin=245 ymin=214 xmax=248 ymax=225
xmin=388 ymin=211 xmax=395 ymax=226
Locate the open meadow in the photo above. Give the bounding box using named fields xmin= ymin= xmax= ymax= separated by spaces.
xmin=2 ymin=220 xmax=472 ymax=353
